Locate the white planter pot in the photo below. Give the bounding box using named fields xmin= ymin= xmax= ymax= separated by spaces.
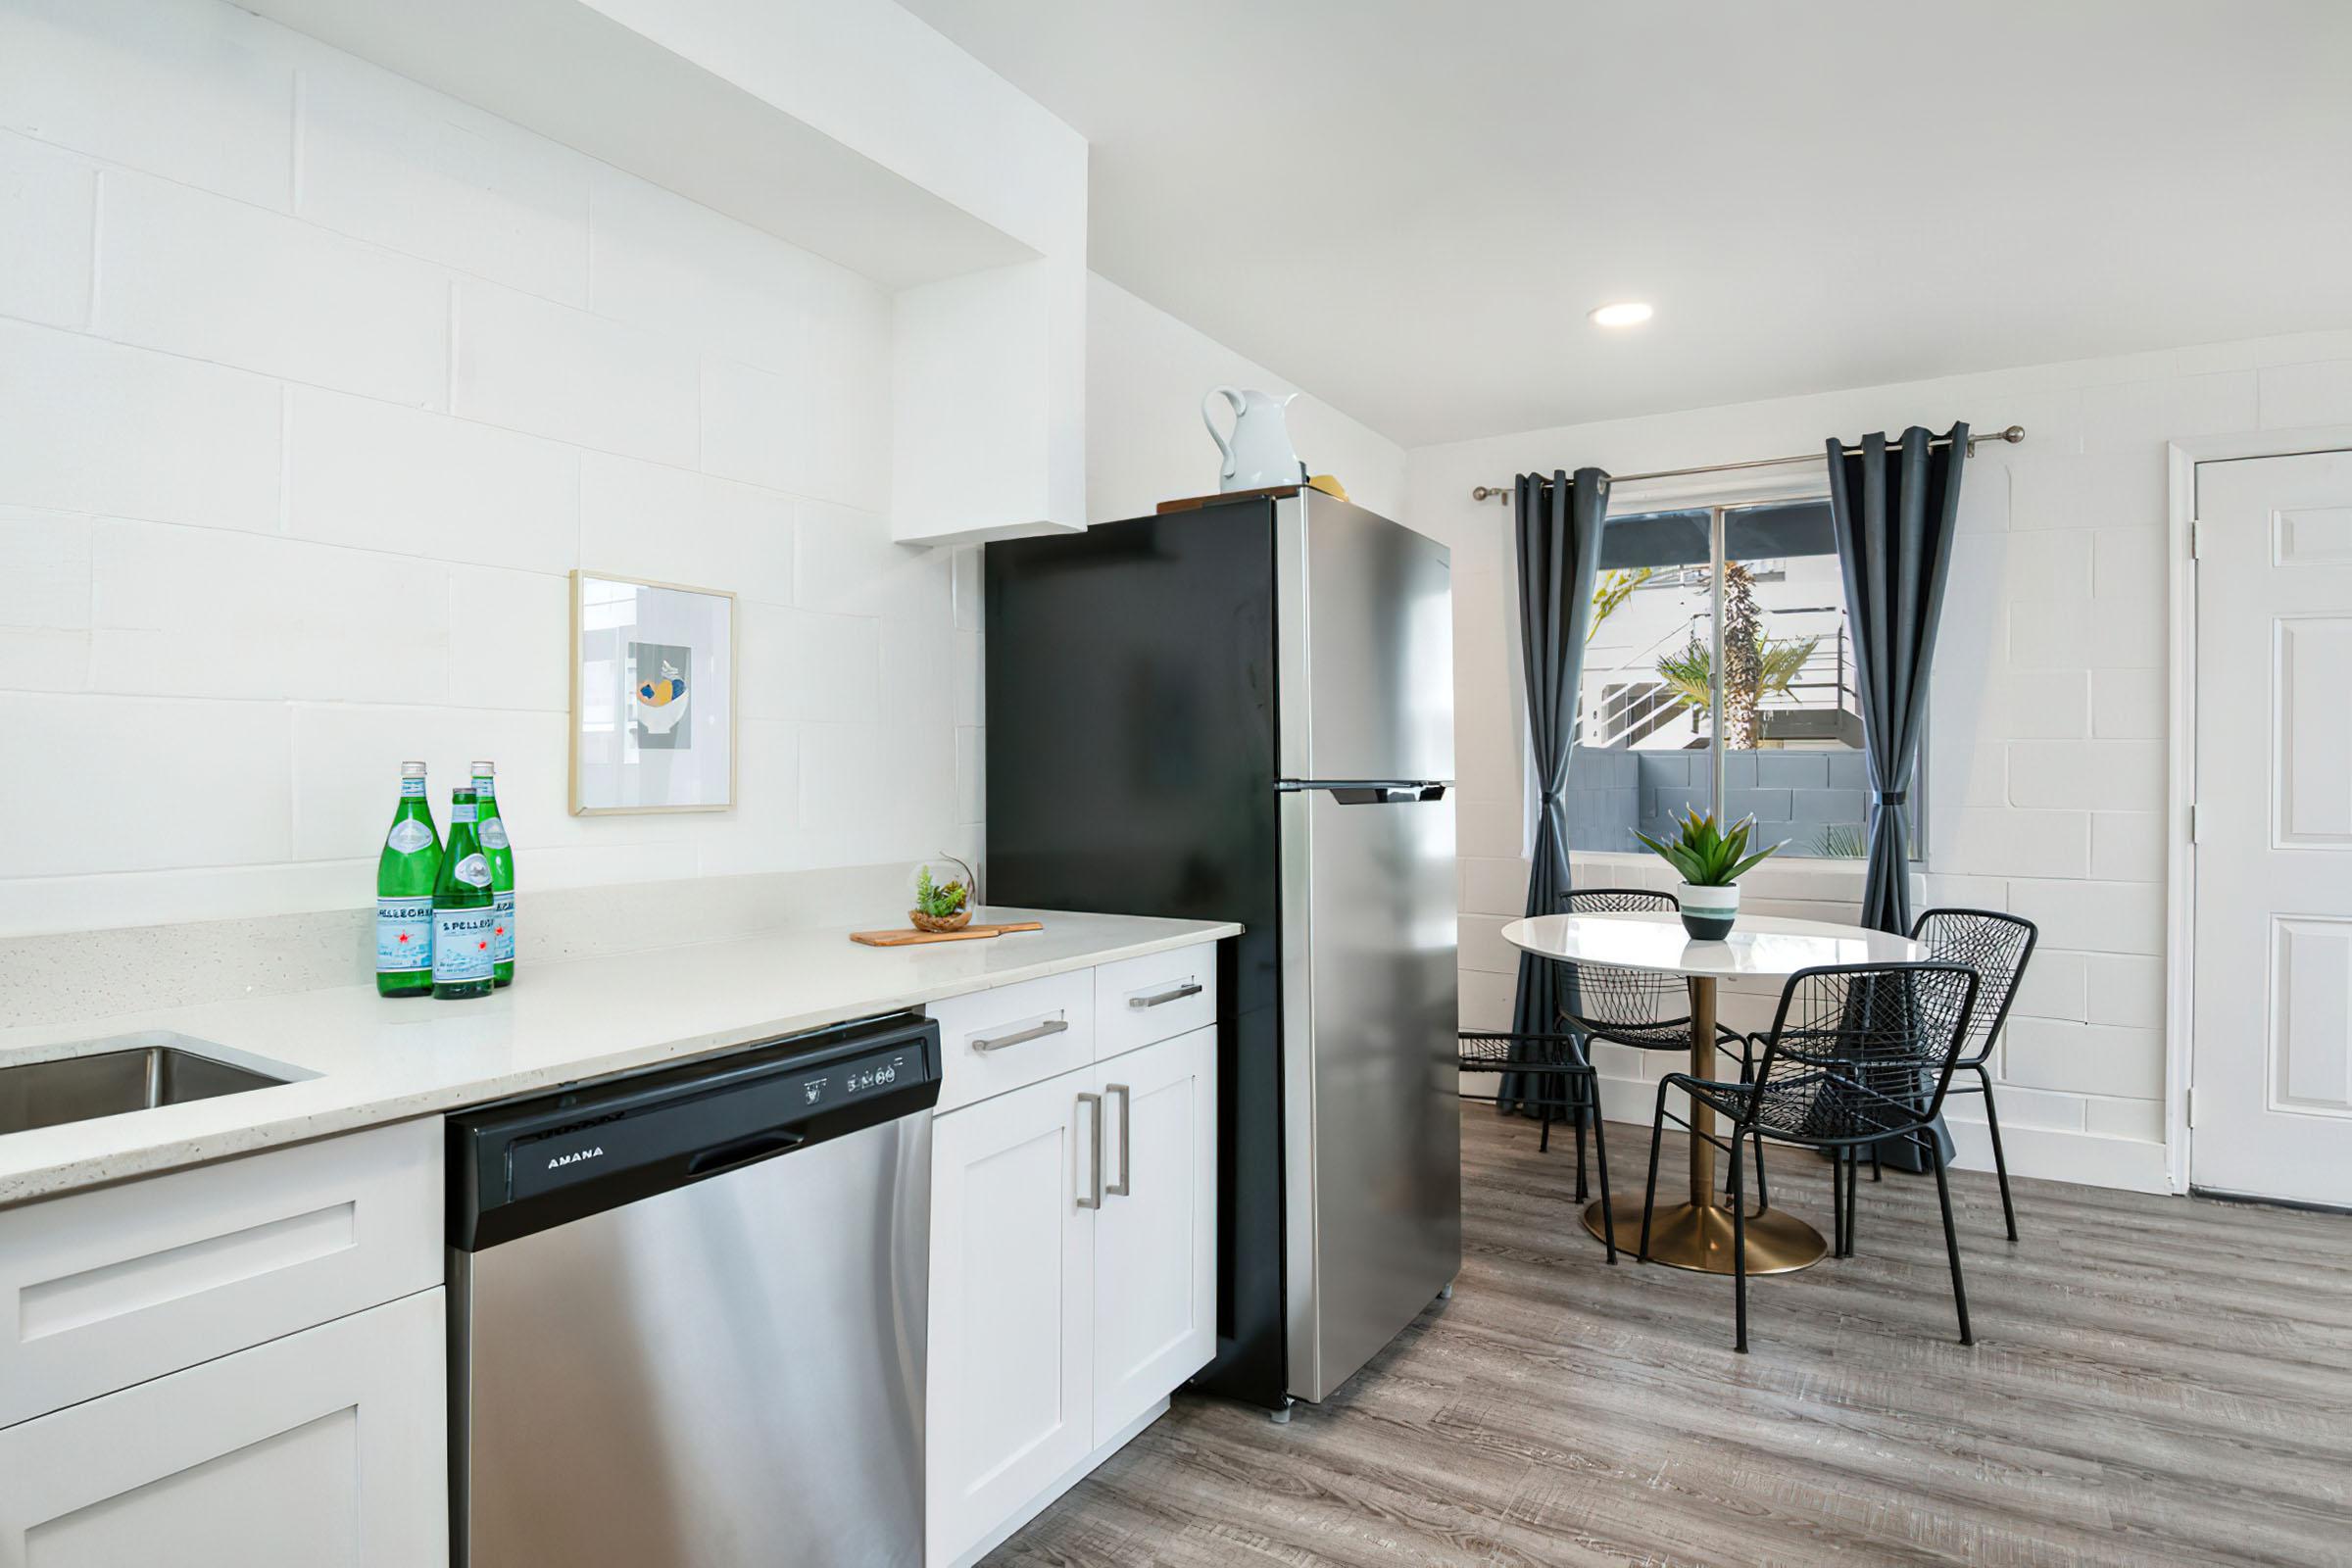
xmin=1677 ymin=880 xmax=1740 ymax=941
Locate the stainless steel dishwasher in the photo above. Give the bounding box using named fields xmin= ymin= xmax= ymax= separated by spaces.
xmin=446 ymin=1011 xmax=940 ymax=1568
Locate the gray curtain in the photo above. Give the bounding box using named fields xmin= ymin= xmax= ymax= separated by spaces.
xmin=1501 ymin=467 xmax=1609 ymax=1111
xmin=1825 ymin=425 xmax=1967 ymax=1168
xmin=1825 ymin=425 xmax=1966 ymax=935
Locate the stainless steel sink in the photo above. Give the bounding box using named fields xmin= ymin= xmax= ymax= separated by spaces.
xmin=0 ymin=1037 xmax=296 ymax=1136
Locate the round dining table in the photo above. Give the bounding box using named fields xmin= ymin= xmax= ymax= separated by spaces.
xmin=1500 ymin=908 xmax=1925 ymax=1276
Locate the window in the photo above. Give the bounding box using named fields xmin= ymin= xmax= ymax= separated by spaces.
xmin=1562 ymin=496 xmax=1894 ymax=861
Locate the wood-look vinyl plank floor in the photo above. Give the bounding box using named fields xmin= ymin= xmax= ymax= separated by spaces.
xmin=988 ymin=1102 xmax=2352 ymax=1567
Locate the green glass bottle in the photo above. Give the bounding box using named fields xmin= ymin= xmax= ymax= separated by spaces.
xmin=374 ymin=761 xmax=442 ymax=999
xmin=431 ymin=788 xmax=497 ymax=1001
xmin=471 ymin=760 xmax=516 ymax=988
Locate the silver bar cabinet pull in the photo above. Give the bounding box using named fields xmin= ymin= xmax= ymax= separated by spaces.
xmin=972 ymin=1015 xmax=1069 ymax=1053
xmin=1127 ymin=981 xmax=1201 ymax=1010
xmin=1106 ymin=1084 xmax=1132 ymax=1197
xmin=1076 ymin=1092 xmax=1103 ymax=1209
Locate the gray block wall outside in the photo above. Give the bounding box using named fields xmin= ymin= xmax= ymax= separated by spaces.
xmin=1615 ymin=745 xmax=1875 ymax=858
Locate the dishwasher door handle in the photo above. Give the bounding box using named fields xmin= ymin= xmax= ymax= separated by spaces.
xmin=971 ymin=1015 xmax=1069 ymax=1053
xmin=1076 ymin=1092 xmax=1104 ymax=1209
xmin=686 ymin=1129 xmax=808 ymax=1179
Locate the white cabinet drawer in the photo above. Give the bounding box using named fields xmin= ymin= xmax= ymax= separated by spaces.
xmin=0 ymin=1118 xmax=442 ymax=1429
xmin=0 ymin=1289 xmax=448 ymax=1565
xmin=929 ymin=969 xmax=1096 ymax=1113
xmin=1093 ymin=944 xmax=1218 ymax=1063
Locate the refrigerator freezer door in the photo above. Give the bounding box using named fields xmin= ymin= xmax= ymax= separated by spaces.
xmin=1280 ymin=785 xmax=1462 ymax=1403
xmin=1276 ymin=492 xmax=1455 ymax=785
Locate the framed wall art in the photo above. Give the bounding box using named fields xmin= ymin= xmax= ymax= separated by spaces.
xmin=569 ymin=570 xmax=737 ymax=814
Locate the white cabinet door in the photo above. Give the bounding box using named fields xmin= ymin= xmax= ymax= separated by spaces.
xmin=0 ymin=1288 xmax=447 ymax=1568
xmin=1093 ymin=1025 xmax=1218 ymax=1439
xmin=927 ymin=1074 xmax=1098 ymax=1567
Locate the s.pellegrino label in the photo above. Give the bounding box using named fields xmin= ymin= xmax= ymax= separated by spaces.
xmin=376 ymin=897 xmax=433 ymax=972
xmin=432 ymin=905 xmax=498 ymax=985
xmin=375 ymin=764 xmax=441 ymax=998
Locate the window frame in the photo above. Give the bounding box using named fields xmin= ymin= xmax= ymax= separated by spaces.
xmin=1546 ymin=468 xmax=1926 ymax=864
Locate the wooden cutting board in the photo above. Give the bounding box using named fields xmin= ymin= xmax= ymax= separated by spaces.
xmin=1154 ymin=482 xmax=1301 ymax=514
xmin=849 ymin=921 xmax=1044 ymax=948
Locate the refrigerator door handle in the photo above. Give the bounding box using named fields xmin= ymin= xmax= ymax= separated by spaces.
xmin=1328 ymin=784 xmax=1447 ymax=805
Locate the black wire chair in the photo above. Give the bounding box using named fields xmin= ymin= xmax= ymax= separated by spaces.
xmin=1458 ymin=1027 xmax=1615 ymax=1262
xmin=1910 ymin=908 xmax=2038 ymax=1240
xmin=1559 ymin=888 xmax=1749 ymax=1059
xmin=1561 ymin=887 xmax=1762 ymax=1203
xmin=1639 ymin=960 xmax=1983 ymax=1352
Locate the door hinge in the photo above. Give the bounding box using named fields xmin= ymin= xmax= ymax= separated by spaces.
xmin=2189 ymin=518 xmax=2204 ymax=560
xmin=2191 ymin=803 xmax=2205 ymax=845
xmin=2186 ymin=1086 xmax=2197 ymax=1128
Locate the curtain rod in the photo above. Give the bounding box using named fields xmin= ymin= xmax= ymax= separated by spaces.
xmin=1467 ymin=424 xmax=2026 ymax=503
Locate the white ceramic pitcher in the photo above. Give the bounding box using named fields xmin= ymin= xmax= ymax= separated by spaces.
xmin=1202 ymin=386 xmax=1302 ymax=492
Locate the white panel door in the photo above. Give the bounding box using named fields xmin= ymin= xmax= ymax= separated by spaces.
xmin=1093 ymin=1025 xmax=1217 ymax=1439
xmin=2194 ymin=448 xmax=2352 ymax=1205
xmin=0 ymin=1289 xmax=447 ymax=1568
xmin=926 ymin=1074 xmax=1097 ymax=1568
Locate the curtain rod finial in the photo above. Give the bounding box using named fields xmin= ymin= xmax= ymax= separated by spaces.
xmin=1964 ymin=424 xmax=2026 ymax=457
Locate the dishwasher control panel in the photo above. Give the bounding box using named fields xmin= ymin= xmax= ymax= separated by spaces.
xmin=448 ymin=1012 xmax=941 ymax=1250
xmin=798 ymin=1042 xmax=919 ymax=1111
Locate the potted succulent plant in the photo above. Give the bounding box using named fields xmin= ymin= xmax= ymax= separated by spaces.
xmin=1635 ymin=808 xmax=1785 ymax=940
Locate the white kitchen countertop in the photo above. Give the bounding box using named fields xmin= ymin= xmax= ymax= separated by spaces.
xmin=0 ymin=907 xmax=1239 ymax=1209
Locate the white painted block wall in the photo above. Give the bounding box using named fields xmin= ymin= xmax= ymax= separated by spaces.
xmin=1086 ymin=276 xmax=1406 ymax=523
xmin=0 ymin=0 xmax=1399 ymax=944
xmin=0 ymin=0 xmax=968 ymax=936
xmin=1408 ymin=328 xmax=2352 ymax=1192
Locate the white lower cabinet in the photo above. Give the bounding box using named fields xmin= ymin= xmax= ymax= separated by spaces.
xmin=1092 ymin=1026 xmax=1217 ymax=1440
xmin=928 ymin=1023 xmax=1217 ymax=1568
xmin=0 ymin=1287 xmax=448 ymax=1567
xmin=927 ymin=1053 xmax=1099 ymax=1564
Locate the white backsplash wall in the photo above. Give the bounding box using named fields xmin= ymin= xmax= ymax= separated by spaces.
xmin=1407 ymin=327 xmax=2352 ymax=1193
xmin=0 ymin=0 xmax=984 ymax=938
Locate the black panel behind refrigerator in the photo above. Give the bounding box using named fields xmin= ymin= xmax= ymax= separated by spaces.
xmin=985 ymin=498 xmax=1288 ymax=1406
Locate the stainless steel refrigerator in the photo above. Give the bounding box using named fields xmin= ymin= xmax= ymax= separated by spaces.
xmin=985 ymin=488 xmax=1460 ymax=1412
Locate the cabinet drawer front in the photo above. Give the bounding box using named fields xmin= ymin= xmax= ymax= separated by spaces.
xmin=1093 ymin=944 xmax=1218 ymax=1062
xmin=929 ymin=970 xmax=1096 ymax=1113
xmin=0 ymin=1290 xmax=448 ymax=1565
xmin=0 ymin=1119 xmax=441 ymax=1429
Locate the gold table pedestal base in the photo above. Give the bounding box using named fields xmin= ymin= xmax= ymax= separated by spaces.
xmin=1584 ymin=1200 xmax=1829 ymax=1275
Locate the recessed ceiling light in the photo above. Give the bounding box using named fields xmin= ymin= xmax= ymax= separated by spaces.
xmin=1590 ymin=301 xmax=1653 ymax=327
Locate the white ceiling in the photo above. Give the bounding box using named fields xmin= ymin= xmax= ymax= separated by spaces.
xmin=900 ymin=0 xmax=2352 ymax=447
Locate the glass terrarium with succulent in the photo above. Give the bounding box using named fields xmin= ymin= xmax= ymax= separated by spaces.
xmin=909 ymin=857 xmax=978 ymax=933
